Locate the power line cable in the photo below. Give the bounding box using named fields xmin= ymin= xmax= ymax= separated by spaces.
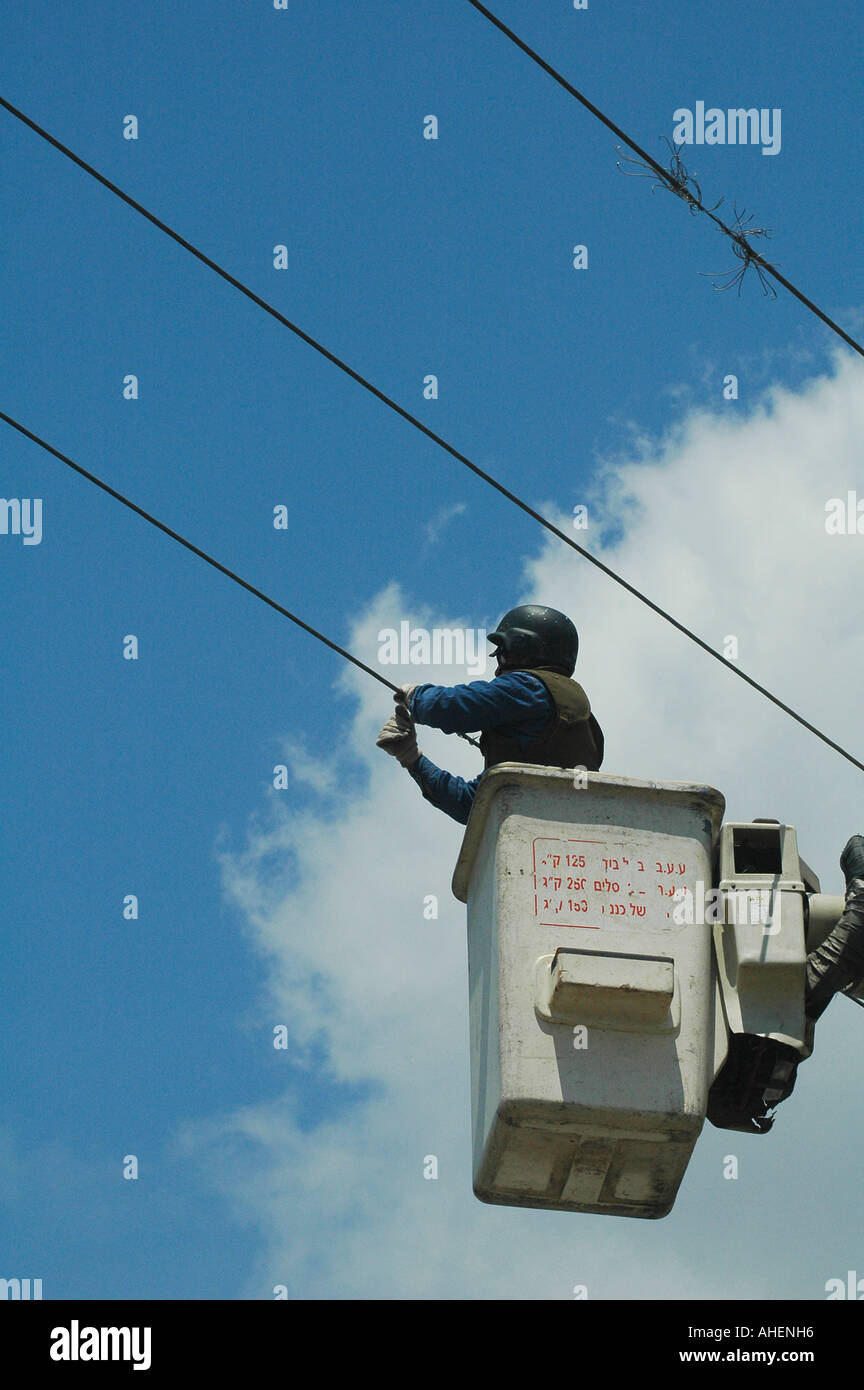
xmin=0 ymin=408 xmax=480 ymax=747
xmin=3 ymin=409 xmax=861 ymax=772
xmin=465 ymin=0 xmax=864 ymax=357
xmin=1 ymin=98 xmax=862 ymax=771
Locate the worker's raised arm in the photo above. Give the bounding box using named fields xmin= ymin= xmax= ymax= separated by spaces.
xmin=377 ymin=603 xmax=595 ymax=824
xmin=375 ymin=697 xmax=482 ymax=823
xmin=408 ymin=670 xmax=553 ymax=736
xmin=407 ymin=756 xmax=482 ymax=825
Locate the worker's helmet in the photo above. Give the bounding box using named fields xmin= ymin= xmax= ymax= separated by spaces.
xmin=488 ymin=605 xmax=579 ymax=675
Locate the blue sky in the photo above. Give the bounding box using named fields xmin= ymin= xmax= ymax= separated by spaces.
xmin=3 ymin=0 xmax=864 ymax=1299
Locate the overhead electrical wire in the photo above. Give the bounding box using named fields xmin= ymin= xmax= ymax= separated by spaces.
xmin=0 ymin=407 xmax=476 ymax=750
xmin=1 ymin=97 xmax=862 ymax=772
xmin=0 ymin=411 xmax=387 ymax=684
xmin=3 ymin=411 xmax=861 ymax=775
xmin=464 ymin=0 xmax=864 ymax=358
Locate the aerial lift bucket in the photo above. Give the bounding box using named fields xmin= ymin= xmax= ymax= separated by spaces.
xmin=452 ymin=765 xmax=725 ymax=1219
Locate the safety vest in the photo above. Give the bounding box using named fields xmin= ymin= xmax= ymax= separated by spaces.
xmin=479 ymin=667 xmax=604 ymax=772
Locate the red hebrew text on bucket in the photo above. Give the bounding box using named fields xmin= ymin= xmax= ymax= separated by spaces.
xmin=531 ymin=836 xmax=694 ymax=931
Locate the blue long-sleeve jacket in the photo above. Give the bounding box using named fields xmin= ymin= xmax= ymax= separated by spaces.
xmin=406 ymin=671 xmax=554 ymax=825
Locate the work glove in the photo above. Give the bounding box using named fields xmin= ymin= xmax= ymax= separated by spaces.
xmin=376 ymin=701 xmax=420 ymax=767
xmin=393 ymin=683 xmax=417 ymax=707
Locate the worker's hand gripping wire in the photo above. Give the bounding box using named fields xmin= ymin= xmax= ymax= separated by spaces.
xmin=376 ymin=702 xmax=421 ymax=767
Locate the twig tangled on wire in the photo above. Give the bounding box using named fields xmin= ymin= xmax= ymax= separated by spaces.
xmin=701 ymin=204 xmax=778 ymax=297
xmin=617 ymin=139 xmax=780 ymax=298
xmin=616 ymin=138 xmax=721 ymax=216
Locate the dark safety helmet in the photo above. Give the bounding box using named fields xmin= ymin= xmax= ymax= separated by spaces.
xmin=488 ymin=605 xmax=579 ymax=675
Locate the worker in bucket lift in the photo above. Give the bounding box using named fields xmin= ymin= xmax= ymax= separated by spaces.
xmin=375 ymin=605 xmax=604 ymax=825
xmin=378 ymin=609 xmax=864 ymax=1132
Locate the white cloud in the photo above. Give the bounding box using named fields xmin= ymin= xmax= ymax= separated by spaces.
xmin=184 ymin=350 xmax=864 ymax=1299
xmin=274 ymin=737 xmax=341 ymax=797
xmin=424 ymin=500 xmax=467 ymax=545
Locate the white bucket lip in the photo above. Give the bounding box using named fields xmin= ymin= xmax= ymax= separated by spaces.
xmin=451 ymin=764 xmax=726 ymax=903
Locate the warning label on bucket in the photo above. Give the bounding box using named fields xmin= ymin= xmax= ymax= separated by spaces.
xmin=531 ymin=835 xmax=695 ymax=932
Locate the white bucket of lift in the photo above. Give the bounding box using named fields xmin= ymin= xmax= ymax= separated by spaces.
xmin=452 ymin=765 xmax=725 ymax=1219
